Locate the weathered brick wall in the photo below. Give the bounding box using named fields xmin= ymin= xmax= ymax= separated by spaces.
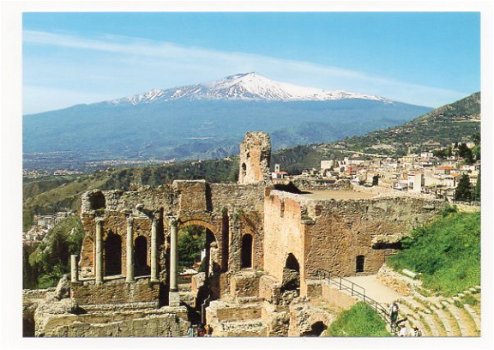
xmin=210 ymin=183 xmax=265 ymax=213
xmin=36 ymin=306 xmax=189 ymax=337
xmin=239 ymin=211 xmax=264 ymax=270
xmin=263 ymin=191 xmax=306 ymax=286
xmin=304 ymin=196 xmax=443 ymax=278
xmin=81 ymin=187 xmax=176 ymax=215
xmin=258 ymin=275 xmax=281 ymax=303
xmin=79 ymin=212 xmax=155 ymax=278
xmin=174 ymin=180 xmax=208 ymax=212
xmin=77 ymin=179 xmax=267 ymax=308
xmin=263 ymin=190 xmax=443 ymax=289
xmin=71 ymin=277 xmax=160 ymax=306
xmin=230 ymin=271 xmax=261 ymax=298
xmin=238 ymin=132 xmax=271 ymax=185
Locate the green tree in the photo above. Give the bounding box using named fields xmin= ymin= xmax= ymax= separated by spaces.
xmin=473 ymin=171 xmax=480 ymax=202
xmin=454 ymin=174 xmax=472 ymax=202
xmin=25 ymin=216 xmax=84 ymax=288
xmin=177 ymin=226 xmax=206 ymax=270
xmin=458 ymin=143 xmax=474 ymax=164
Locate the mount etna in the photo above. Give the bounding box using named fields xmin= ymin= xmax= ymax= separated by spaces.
xmin=23 ymin=73 xmax=431 ymax=170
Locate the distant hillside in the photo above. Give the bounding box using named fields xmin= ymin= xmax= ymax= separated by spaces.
xmin=23 ymin=159 xmax=238 ymax=231
xmin=340 ymin=92 xmax=480 ymax=155
xmin=272 ymin=92 xmax=481 ymax=173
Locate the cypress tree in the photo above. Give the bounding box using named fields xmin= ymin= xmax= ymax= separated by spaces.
xmin=455 ymin=174 xmax=472 ymax=202
xmin=473 ymin=171 xmax=480 ymax=202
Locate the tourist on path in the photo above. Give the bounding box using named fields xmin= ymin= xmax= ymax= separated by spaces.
xmin=390 ymin=301 xmax=399 ymax=332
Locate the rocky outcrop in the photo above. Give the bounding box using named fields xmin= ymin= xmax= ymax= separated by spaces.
xmin=376 ymin=263 xmax=418 ymax=296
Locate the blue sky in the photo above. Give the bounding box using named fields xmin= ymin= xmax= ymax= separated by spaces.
xmin=23 ymin=12 xmax=480 ymax=114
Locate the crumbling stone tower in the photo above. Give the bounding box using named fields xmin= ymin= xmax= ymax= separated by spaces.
xmin=238 ymin=131 xmax=271 ymax=185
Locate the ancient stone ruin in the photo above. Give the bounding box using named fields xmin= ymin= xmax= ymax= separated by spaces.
xmin=27 ymin=131 xmax=444 ymax=337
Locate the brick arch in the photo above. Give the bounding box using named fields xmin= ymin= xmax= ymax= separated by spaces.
xmin=178 ymin=219 xmax=219 ymax=243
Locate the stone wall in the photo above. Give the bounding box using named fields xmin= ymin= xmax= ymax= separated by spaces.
xmin=35 ymin=304 xmax=189 ymax=337
xmin=321 ymin=282 xmax=357 ymax=311
xmin=79 ymin=181 xmax=266 ymax=279
xmin=263 ymin=191 xmax=306 ymax=289
xmin=79 ymin=212 xmax=155 ymax=279
xmin=230 ymin=270 xmax=261 ymax=298
xmin=303 ymin=196 xmax=443 ymax=278
xmin=263 ymin=189 xmax=444 ymax=291
xmin=72 ymin=277 xmax=161 ymax=306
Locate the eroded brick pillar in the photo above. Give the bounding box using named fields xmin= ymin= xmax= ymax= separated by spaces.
xmin=95 ymin=218 xmax=104 ymax=284
xmin=126 ymin=217 xmax=135 ymax=283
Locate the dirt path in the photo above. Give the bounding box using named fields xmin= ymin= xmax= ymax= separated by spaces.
xmin=344 ymin=275 xmax=401 ymax=305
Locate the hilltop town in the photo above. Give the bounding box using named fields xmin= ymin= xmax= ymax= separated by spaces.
xmin=274 ymin=139 xmax=480 ymax=203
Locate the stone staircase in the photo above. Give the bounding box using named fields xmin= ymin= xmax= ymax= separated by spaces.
xmin=394 ymin=286 xmax=481 ymax=336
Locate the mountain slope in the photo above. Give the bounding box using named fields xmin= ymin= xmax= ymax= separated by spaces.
xmin=23 ymin=73 xmax=430 ymax=170
xmin=338 ymin=92 xmax=480 ymax=155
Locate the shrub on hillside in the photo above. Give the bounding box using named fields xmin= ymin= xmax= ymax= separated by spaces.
xmin=25 ymin=216 xmax=84 ymax=289
xmin=388 ymin=211 xmax=480 ymax=296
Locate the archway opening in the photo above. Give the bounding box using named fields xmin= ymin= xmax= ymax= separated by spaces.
xmin=88 ymin=191 xmax=105 ymax=210
xmin=356 ymin=255 xmax=365 ymax=273
xmin=281 ymin=253 xmax=300 ymax=293
xmin=301 ymin=321 xmax=327 ymax=336
xmin=177 ymin=224 xmax=218 ymax=325
xmin=241 ymin=234 xmax=253 ymax=268
xmin=134 ymin=236 xmax=150 ymax=276
xmin=104 ymin=232 xmax=122 ymax=276
xmin=241 ymin=163 xmax=247 ymax=178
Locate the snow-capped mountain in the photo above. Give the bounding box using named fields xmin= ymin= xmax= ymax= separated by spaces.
xmin=111 ymin=72 xmax=390 ymax=105
xmin=25 ymin=72 xmax=431 ymax=169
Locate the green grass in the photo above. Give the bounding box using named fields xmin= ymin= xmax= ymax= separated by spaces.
xmin=388 ymin=211 xmax=480 ymax=297
xmin=327 ymin=302 xmax=390 ymax=337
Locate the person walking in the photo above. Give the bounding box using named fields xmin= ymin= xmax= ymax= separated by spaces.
xmin=204 ymin=324 xmax=212 ymax=337
xmin=390 ymin=301 xmax=399 ymax=332
xmin=413 ymin=326 xmax=422 ymax=337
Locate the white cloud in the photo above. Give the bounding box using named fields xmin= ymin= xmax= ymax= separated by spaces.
xmin=23 ymin=30 xmax=470 ymax=112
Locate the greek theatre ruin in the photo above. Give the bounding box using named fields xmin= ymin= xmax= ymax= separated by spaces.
xmin=29 ymin=131 xmax=444 ymax=337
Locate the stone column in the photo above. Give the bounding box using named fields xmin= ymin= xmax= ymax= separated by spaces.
xmin=150 ymin=215 xmax=159 ymax=282
xmin=95 ymin=218 xmax=104 ymax=284
xmin=169 ymin=217 xmax=180 ymax=306
xmin=126 ymin=217 xmax=135 ymax=282
xmin=70 ymin=254 xmax=79 ymax=283
xmin=228 ymin=211 xmax=241 ymax=273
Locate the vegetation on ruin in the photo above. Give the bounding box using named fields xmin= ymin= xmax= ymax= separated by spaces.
xmin=177 ymin=226 xmax=207 ymax=271
xmin=24 ymin=216 xmax=85 ymax=289
xmin=388 ymin=209 xmax=480 ymax=296
xmin=327 ymin=302 xmax=390 ymax=337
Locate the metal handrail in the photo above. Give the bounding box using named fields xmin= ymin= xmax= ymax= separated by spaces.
xmin=314 ymin=270 xmax=390 ymax=321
